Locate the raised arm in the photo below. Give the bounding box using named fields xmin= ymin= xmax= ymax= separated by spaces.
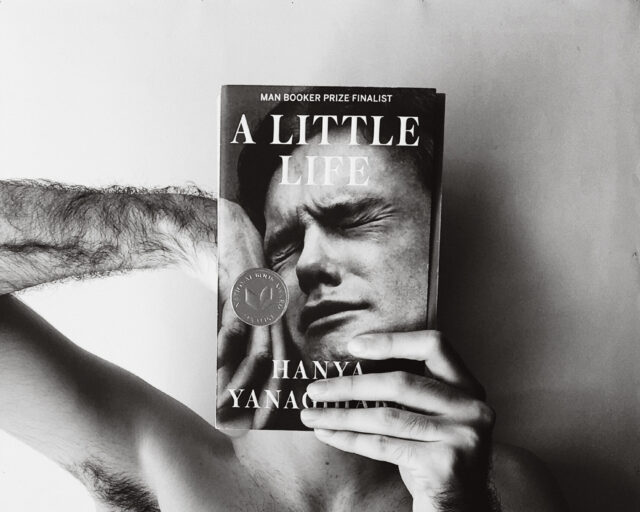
xmin=0 ymin=180 xmax=217 ymax=294
xmin=0 ymin=180 xmax=223 ymax=509
xmin=0 ymin=294 xmax=229 ymax=511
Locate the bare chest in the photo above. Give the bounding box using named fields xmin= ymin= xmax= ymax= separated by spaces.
xmin=142 ymin=457 xmax=412 ymax=512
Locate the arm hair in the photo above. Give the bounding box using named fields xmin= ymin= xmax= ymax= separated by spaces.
xmin=0 ymin=179 xmax=217 ymax=294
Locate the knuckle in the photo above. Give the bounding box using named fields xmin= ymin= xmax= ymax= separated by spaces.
xmin=473 ymin=402 xmax=496 ymax=428
xmin=220 ymin=321 xmax=246 ymax=340
xmin=457 ymin=426 xmax=482 ymax=451
xmin=386 ymin=372 xmax=406 ymax=395
xmin=402 ymin=413 xmax=430 ymax=437
xmin=396 ymin=371 xmax=415 ymax=390
xmin=251 ymin=351 xmax=273 ymax=374
xmin=380 ymin=406 xmax=402 ymax=426
xmin=381 ymin=438 xmax=409 ymax=462
xmin=345 ymin=375 xmax=357 ymax=393
xmin=374 ymin=434 xmax=390 ymax=453
xmin=253 ymin=350 xmax=272 ymax=364
xmin=466 ymin=400 xmax=488 ymax=422
xmin=417 ymin=375 xmax=440 ymax=394
xmin=411 ymin=374 xmax=443 ymax=402
xmin=430 ymin=331 xmax=445 ymax=353
xmin=380 ymin=332 xmax=394 ymax=354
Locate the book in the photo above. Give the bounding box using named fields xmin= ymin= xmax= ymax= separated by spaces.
xmin=217 ymin=85 xmax=444 ymax=430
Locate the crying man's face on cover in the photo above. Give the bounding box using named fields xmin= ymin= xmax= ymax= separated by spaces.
xmin=264 ymin=128 xmax=431 ymax=370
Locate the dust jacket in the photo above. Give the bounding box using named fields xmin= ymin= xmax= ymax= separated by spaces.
xmin=217 ymin=85 xmax=444 ymax=430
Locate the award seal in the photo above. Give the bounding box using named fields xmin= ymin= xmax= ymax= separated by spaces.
xmin=230 ymin=268 xmax=289 ymax=326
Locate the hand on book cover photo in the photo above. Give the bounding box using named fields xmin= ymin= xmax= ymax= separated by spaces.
xmin=216 ymin=198 xmax=289 ymax=430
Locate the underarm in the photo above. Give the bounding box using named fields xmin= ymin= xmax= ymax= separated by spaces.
xmin=0 ymin=294 xmax=230 ymax=509
xmin=0 ymin=295 xmax=145 ymax=470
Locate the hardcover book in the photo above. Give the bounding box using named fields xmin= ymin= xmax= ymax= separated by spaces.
xmin=217 ymin=85 xmax=444 ymax=430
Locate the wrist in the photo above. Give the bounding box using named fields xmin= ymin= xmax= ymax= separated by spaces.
xmin=139 ymin=193 xmax=217 ymax=267
xmin=168 ymin=193 xmax=217 ymax=248
xmin=154 ymin=194 xmax=217 ymax=288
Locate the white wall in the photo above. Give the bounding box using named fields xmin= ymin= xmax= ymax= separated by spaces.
xmin=1 ymin=1 xmax=638 ymax=511
xmin=0 ymin=2 xmax=219 ymax=510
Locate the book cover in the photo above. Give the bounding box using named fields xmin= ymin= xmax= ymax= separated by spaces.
xmin=217 ymin=85 xmax=444 ymax=430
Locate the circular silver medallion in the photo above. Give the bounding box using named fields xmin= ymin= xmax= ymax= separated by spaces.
xmin=230 ymin=268 xmax=289 ymax=326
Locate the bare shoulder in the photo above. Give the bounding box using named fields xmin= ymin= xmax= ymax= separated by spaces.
xmin=491 ymin=443 xmax=569 ymax=512
xmin=0 ymin=294 xmax=237 ymax=510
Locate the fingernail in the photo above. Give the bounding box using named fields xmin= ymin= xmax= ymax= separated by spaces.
xmin=307 ymin=379 xmax=328 ymax=398
xmin=314 ymin=428 xmax=334 ymax=439
xmin=348 ymin=338 xmax=367 ymax=355
xmin=300 ymin=408 xmax=321 ymax=424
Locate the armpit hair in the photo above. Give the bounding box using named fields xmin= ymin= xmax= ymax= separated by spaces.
xmin=74 ymin=460 xmax=161 ymax=512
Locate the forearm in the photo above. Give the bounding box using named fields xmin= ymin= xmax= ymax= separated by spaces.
xmin=0 ymin=180 xmax=216 ymax=294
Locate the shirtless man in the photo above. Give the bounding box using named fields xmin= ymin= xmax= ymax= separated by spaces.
xmin=0 ymin=135 xmax=567 ymax=510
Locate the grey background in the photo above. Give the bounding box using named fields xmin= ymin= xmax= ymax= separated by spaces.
xmin=0 ymin=1 xmax=638 ymax=511
xmin=216 ymin=3 xmax=640 ymax=509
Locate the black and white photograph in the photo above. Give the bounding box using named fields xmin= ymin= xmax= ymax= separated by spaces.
xmin=0 ymin=2 xmax=638 ymax=511
xmin=217 ymin=85 xmax=444 ymax=431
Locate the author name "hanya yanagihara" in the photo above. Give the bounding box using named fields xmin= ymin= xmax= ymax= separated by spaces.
xmin=225 ymin=359 xmax=396 ymax=410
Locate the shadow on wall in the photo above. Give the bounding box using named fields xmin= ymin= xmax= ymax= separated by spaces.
xmin=437 ymin=161 xmax=639 ymax=510
xmin=504 ymin=388 xmax=638 ymax=511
